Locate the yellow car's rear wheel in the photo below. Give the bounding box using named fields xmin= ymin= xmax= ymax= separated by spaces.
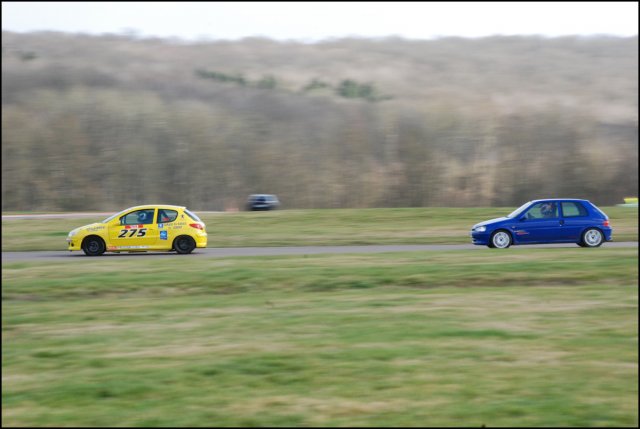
xmin=174 ymin=235 xmax=196 ymax=254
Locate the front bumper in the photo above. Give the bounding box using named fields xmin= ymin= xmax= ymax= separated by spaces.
xmin=67 ymin=238 xmax=82 ymax=251
xmin=470 ymin=231 xmax=490 ymax=245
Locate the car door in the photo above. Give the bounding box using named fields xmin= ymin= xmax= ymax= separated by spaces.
xmin=559 ymin=201 xmax=591 ymax=242
xmin=107 ymin=208 xmax=159 ymax=250
xmin=517 ymin=201 xmax=562 ymax=243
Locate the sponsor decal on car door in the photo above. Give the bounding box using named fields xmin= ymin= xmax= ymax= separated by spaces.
xmin=108 ymin=209 xmax=160 ymax=249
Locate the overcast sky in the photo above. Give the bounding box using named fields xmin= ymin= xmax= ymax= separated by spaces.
xmin=2 ymin=1 xmax=638 ymax=42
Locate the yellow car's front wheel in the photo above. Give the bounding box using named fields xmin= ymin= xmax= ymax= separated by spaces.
xmin=83 ymin=236 xmax=106 ymax=256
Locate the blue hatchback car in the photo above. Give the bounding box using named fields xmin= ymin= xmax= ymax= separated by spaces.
xmin=470 ymin=199 xmax=612 ymax=248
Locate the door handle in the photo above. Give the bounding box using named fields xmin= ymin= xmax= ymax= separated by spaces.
xmin=559 ymin=220 xmax=565 ymax=226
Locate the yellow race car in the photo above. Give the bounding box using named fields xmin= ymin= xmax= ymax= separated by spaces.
xmin=67 ymin=205 xmax=207 ymax=256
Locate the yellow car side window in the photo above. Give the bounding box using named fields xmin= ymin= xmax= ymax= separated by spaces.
xmin=157 ymin=209 xmax=178 ymax=223
xmin=121 ymin=209 xmax=155 ymax=225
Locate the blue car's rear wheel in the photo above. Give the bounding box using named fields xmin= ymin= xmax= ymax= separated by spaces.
xmin=580 ymin=228 xmax=603 ymax=247
xmin=489 ymin=230 xmax=512 ymax=249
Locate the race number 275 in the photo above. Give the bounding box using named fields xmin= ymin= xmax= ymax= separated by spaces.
xmin=118 ymin=228 xmax=147 ymax=238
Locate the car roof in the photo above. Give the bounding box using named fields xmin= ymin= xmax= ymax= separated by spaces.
xmin=530 ymin=198 xmax=591 ymax=203
xmin=121 ymin=204 xmax=186 ymax=211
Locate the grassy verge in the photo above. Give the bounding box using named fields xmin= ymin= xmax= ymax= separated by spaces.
xmin=3 ymin=248 xmax=638 ymax=427
xmin=2 ymin=206 xmax=638 ymax=251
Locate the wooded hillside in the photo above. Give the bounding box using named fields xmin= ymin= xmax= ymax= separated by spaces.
xmin=2 ymin=31 xmax=637 ymax=210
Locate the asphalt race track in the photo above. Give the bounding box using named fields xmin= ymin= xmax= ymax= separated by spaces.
xmin=2 ymin=242 xmax=637 ymax=262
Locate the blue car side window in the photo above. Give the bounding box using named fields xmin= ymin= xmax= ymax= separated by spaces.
xmin=561 ymin=202 xmax=588 ymax=217
xmin=525 ymin=202 xmax=558 ymax=220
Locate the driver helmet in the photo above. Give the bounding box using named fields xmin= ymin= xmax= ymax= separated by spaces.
xmin=541 ymin=203 xmax=554 ymax=216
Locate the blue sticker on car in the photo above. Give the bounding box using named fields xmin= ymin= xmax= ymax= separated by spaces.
xmin=160 ymin=230 xmax=168 ymax=240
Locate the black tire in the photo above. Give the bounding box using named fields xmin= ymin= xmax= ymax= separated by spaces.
xmin=174 ymin=235 xmax=196 ymax=254
xmin=82 ymin=236 xmax=106 ymax=256
xmin=489 ymin=230 xmax=512 ymax=249
xmin=580 ymin=228 xmax=603 ymax=248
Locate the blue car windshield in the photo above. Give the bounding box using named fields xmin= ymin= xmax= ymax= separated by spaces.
xmin=506 ymin=201 xmax=532 ymax=218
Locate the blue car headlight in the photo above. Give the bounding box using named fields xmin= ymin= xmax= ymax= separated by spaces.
xmin=473 ymin=226 xmax=487 ymax=233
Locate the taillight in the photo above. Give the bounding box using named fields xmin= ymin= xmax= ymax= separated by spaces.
xmin=603 ymin=220 xmax=610 ymax=227
xmin=189 ymin=223 xmax=204 ymax=230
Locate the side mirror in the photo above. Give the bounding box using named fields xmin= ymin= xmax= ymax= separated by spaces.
xmin=519 ymin=216 xmax=527 ymax=222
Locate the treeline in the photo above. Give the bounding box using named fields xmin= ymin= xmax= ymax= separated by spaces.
xmin=196 ymin=69 xmax=391 ymax=101
xmin=1 ymin=32 xmax=637 ymax=211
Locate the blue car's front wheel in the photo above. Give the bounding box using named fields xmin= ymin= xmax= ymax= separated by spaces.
xmin=489 ymin=230 xmax=512 ymax=249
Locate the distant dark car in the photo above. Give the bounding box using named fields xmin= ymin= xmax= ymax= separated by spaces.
xmin=246 ymin=194 xmax=280 ymax=211
xmin=470 ymin=199 xmax=612 ymax=248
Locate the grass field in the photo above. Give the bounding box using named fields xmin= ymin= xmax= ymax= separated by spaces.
xmin=3 ymin=244 xmax=638 ymax=426
xmin=2 ymin=206 xmax=638 ymax=251
xmin=2 ymin=207 xmax=638 ymax=426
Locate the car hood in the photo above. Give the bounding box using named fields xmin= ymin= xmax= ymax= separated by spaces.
xmin=472 ymin=217 xmax=510 ymax=229
xmin=70 ymin=222 xmax=105 ymax=235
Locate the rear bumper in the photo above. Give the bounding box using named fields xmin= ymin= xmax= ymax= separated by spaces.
xmin=195 ymin=232 xmax=208 ymax=248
